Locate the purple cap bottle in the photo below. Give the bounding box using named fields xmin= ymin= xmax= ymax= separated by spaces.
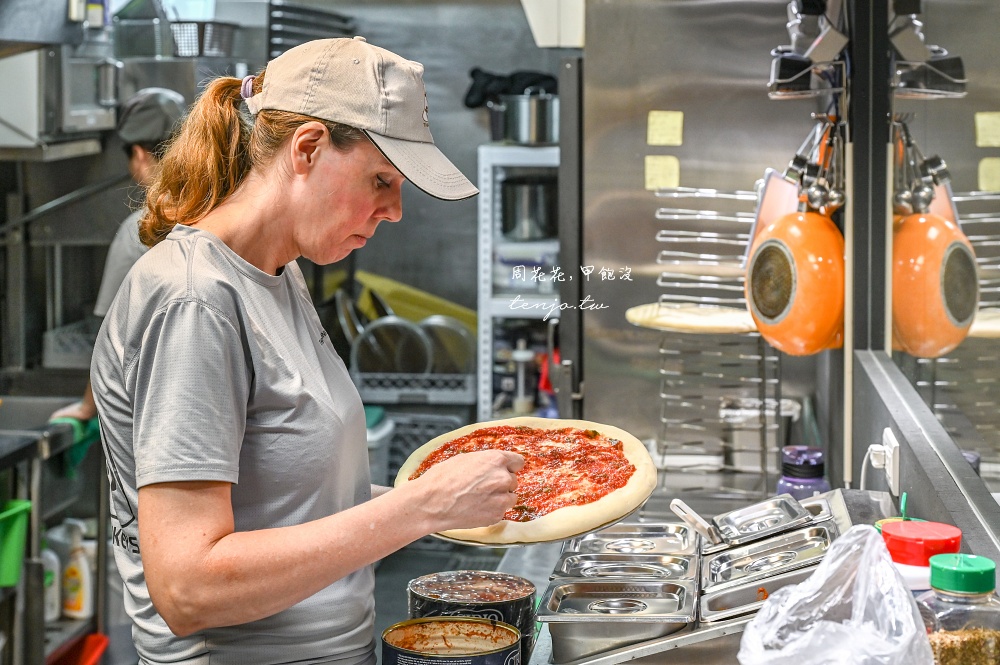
xmin=776 ymin=445 xmax=831 ymax=501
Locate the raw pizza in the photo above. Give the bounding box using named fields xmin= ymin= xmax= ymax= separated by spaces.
xmin=394 ymin=417 xmax=657 ymax=545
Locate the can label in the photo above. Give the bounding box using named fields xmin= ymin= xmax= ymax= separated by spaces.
xmin=382 ymin=617 xmax=521 ymax=665
xmin=407 ymin=572 xmax=536 ymax=662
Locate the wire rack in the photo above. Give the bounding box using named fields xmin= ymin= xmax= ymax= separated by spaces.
xmin=901 ymin=191 xmax=1000 ymax=485
xmin=646 ymin=187 xmax=788 ymax=500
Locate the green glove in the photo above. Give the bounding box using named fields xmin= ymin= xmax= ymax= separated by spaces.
xmin=49 ymin=417 xmax=101 ymax=478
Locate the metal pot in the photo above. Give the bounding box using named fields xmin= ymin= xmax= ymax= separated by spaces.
xmin=502 ymin=176 xmax=558 ymax=241
xmin=488 ymin=87 xmax=559 ymax=144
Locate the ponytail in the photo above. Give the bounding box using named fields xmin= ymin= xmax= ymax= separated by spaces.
xmin=140 ymin=76 xmax=249 ymax=247
xmin=139 ymin=69 xmax=365 ymax=247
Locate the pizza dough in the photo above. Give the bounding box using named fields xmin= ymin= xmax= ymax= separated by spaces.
xmin=626 ymin=302 xmax=757 ymax=334
xmin=970 ymin=308 xmax=1000 ymax=338
xmin=659 ymin=262 xmax=746 ymax=278
xmin=394 ymin=417 xmax=658 ymax=545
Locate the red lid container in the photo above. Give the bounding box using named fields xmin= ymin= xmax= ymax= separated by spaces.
xmin=881 ymin=520 xmax=962 ymax=567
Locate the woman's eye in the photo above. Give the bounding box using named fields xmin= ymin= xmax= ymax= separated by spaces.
xmin=376 ymin=175 xmax=390 ymax=189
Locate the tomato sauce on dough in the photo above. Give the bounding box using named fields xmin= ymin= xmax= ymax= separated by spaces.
xmin=409 ymin=425 xmax=636 ymax=522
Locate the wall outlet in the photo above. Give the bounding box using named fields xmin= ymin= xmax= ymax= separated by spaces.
xmin=882 ymin=428 xmax=901 ymax=496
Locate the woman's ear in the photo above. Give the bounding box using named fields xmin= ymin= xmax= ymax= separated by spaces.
xmin=289 ymin=121 xmax=329 ymax=174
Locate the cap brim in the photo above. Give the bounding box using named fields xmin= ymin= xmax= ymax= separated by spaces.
xmin=365 ymin=131 xmax=478 ymax=201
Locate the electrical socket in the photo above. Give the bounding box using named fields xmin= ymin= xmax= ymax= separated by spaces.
xmin=882 ymin=428 xmax=901 ymax=496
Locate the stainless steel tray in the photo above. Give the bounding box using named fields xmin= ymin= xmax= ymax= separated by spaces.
xmin=550 ymin=553 xmax=697 ymax=581
xmin=562 ymin=522 xmax=700 ymax=556
xmin=699 ymin=564 xmax=818 ymax=622
xmin=537 ymin=580 xmax=697 ymax=663
xmin=537 ymin=579 xmax=697 ymax=620
xmin=700 ymin=521 xmax=838 ymax=591
xmin=712 ymin=494 xmax=812 ymax=545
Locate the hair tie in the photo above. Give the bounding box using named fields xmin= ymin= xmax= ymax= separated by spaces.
xmin=240 ymin=75 xmax=256 ymax=100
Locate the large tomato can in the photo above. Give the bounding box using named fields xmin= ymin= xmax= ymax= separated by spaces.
xmin=407 ymin=571 xmax=537 ymax=661
xmin=382 ymin=617 xmax=521 ymax=665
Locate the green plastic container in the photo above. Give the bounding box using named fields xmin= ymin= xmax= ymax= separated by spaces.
xmin=0 ymin=499 xmax=32 ymax=587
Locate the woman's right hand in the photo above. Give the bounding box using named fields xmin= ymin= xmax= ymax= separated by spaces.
xmin=412 ymin=450 xmax=524 ymax=532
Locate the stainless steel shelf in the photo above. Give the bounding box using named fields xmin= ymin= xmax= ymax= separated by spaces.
xmin=477 ymin=144 xmax=561 ymax=421
xmin=489 ymin=295 xmax=560 ymax=319
xmin=43 ymin=616 xmax=94 ymax=661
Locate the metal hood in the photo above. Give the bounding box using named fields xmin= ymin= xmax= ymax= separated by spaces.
xmin=0 ymin=0 xmax=83 ymax=58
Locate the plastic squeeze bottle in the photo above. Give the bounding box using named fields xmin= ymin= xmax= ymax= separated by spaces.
xmin=61 ymin=519 xmax=93 ymax=620
xmin=41 ymin=540 xmax=61 ymax=623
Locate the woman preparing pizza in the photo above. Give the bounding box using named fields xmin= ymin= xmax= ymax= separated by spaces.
xmin=90 ymin=37 xmax=523 ymax=665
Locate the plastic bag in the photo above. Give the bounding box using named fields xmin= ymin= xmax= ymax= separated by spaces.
xmin=737 ymin=524 xmax=933 ymax=665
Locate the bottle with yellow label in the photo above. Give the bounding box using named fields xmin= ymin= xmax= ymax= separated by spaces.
xmin=61 ymin=519 xmax=93 ymax=620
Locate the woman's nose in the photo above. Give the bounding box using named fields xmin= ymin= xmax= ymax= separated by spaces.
xmin=380 ymin=184 xmax=404 ymax=223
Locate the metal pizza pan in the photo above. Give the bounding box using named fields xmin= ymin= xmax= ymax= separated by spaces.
xmin=428 ymin=505 xmax=650 ymax=549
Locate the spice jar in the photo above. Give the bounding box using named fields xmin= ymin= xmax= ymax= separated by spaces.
xmin=916 ymin=553 xmax=1000 ymax=665
xmin=775 ymin=446 xmax=831 ymax=501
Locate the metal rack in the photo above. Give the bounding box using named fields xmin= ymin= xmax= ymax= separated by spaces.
xmin=476 ymin=144 xmax=560 ymax=422
xmin=0 ymin=396 xmax=107 ymax=665
xmin=901 ymin=191 xmax=1000 ymax=484
xmin=646 ymin=188 xmax=785 ymax=500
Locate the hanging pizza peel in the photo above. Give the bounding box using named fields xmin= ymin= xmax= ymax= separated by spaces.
xmin=393 ymin=417 xmax=659 ymax=547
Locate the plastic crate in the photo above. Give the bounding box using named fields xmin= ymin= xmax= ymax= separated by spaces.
xmin=386 ymin=411 xmax=468 ymax=551
xmin=351 ymin=372 xmax=475 ymax=405
xmin=170 ymin=21 xmax=237 ymax=57
xmin=50 ymin=633 xmax=108 ymax=665
xmin=385 ymin=412 xmax=467 ymax=483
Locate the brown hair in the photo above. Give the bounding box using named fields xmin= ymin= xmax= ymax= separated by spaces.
xmin=139 ymin=69 xmax=365 ymax=247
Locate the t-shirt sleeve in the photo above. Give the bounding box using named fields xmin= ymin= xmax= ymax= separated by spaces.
xmin=94 ymin=211 xmax=148 ymax=317
xmin=130 ymin=298 xmax=250 ymax=488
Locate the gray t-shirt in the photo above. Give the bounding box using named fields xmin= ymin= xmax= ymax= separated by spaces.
xmin=94 ymin=209 xmax=149 ymax=318
xmin=91 ymin=224 xmax=375 ymax=665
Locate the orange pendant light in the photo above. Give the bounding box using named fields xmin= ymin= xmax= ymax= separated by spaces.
xmin=746 ymin=211 xmax=845 ymax=355
xmin=892 ymin=212 xmax=978 ymax=358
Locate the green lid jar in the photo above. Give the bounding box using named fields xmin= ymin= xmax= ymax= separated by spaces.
xmin=930 ymin=553 xmax=997 ymax=594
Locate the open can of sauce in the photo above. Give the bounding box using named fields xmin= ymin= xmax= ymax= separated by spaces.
xmin=408 ymin=571 xmax=536 ymax=661
xmin=382 ymin=617 xmax=521 ymax=665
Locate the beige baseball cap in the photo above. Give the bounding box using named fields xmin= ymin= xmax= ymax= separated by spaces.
xmin=244 ymin=37 xmax=477 ymax=201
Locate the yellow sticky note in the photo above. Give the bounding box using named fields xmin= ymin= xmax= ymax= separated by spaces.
xmin=647 ymin=111 xmax=684 ymax=146
xmin=979 ymin=158 xmax=1000 ymax=192
xmin=975 ymin=112 xmax=1000 ymax=148
xmin=645 ymin=155 xmax=680 ymax=190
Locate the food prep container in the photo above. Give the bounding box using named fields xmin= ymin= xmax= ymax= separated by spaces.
xmin=711 ymin=494 xmax=813 ymax=545
xmin=798 ymin=495 xmax=833 ymax=523
xmin=550 ymin=553 xmax=697 ymax=581
xmin=699 ymin=565 xmax=818 ymax=622
xmin=501 ymin=175 xmax=558 ymax=241
xmin=536 ymin=579 xmax=697 ymax=663
xmin=701 ymin=521 xmax=838 ymax=591
xmin=408 ymin=570 xmax=536 ymax=661
xmin=562 ymin=522 xmax=700 ymax=556
xmin=673 ymin=494 xmax=818 ymax=554
xmin=488 ymin=88 xmax=559 ymax=145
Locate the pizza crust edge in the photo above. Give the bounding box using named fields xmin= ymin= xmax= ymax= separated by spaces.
xmin=393 ymin=416 xmax=658 ymax=545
